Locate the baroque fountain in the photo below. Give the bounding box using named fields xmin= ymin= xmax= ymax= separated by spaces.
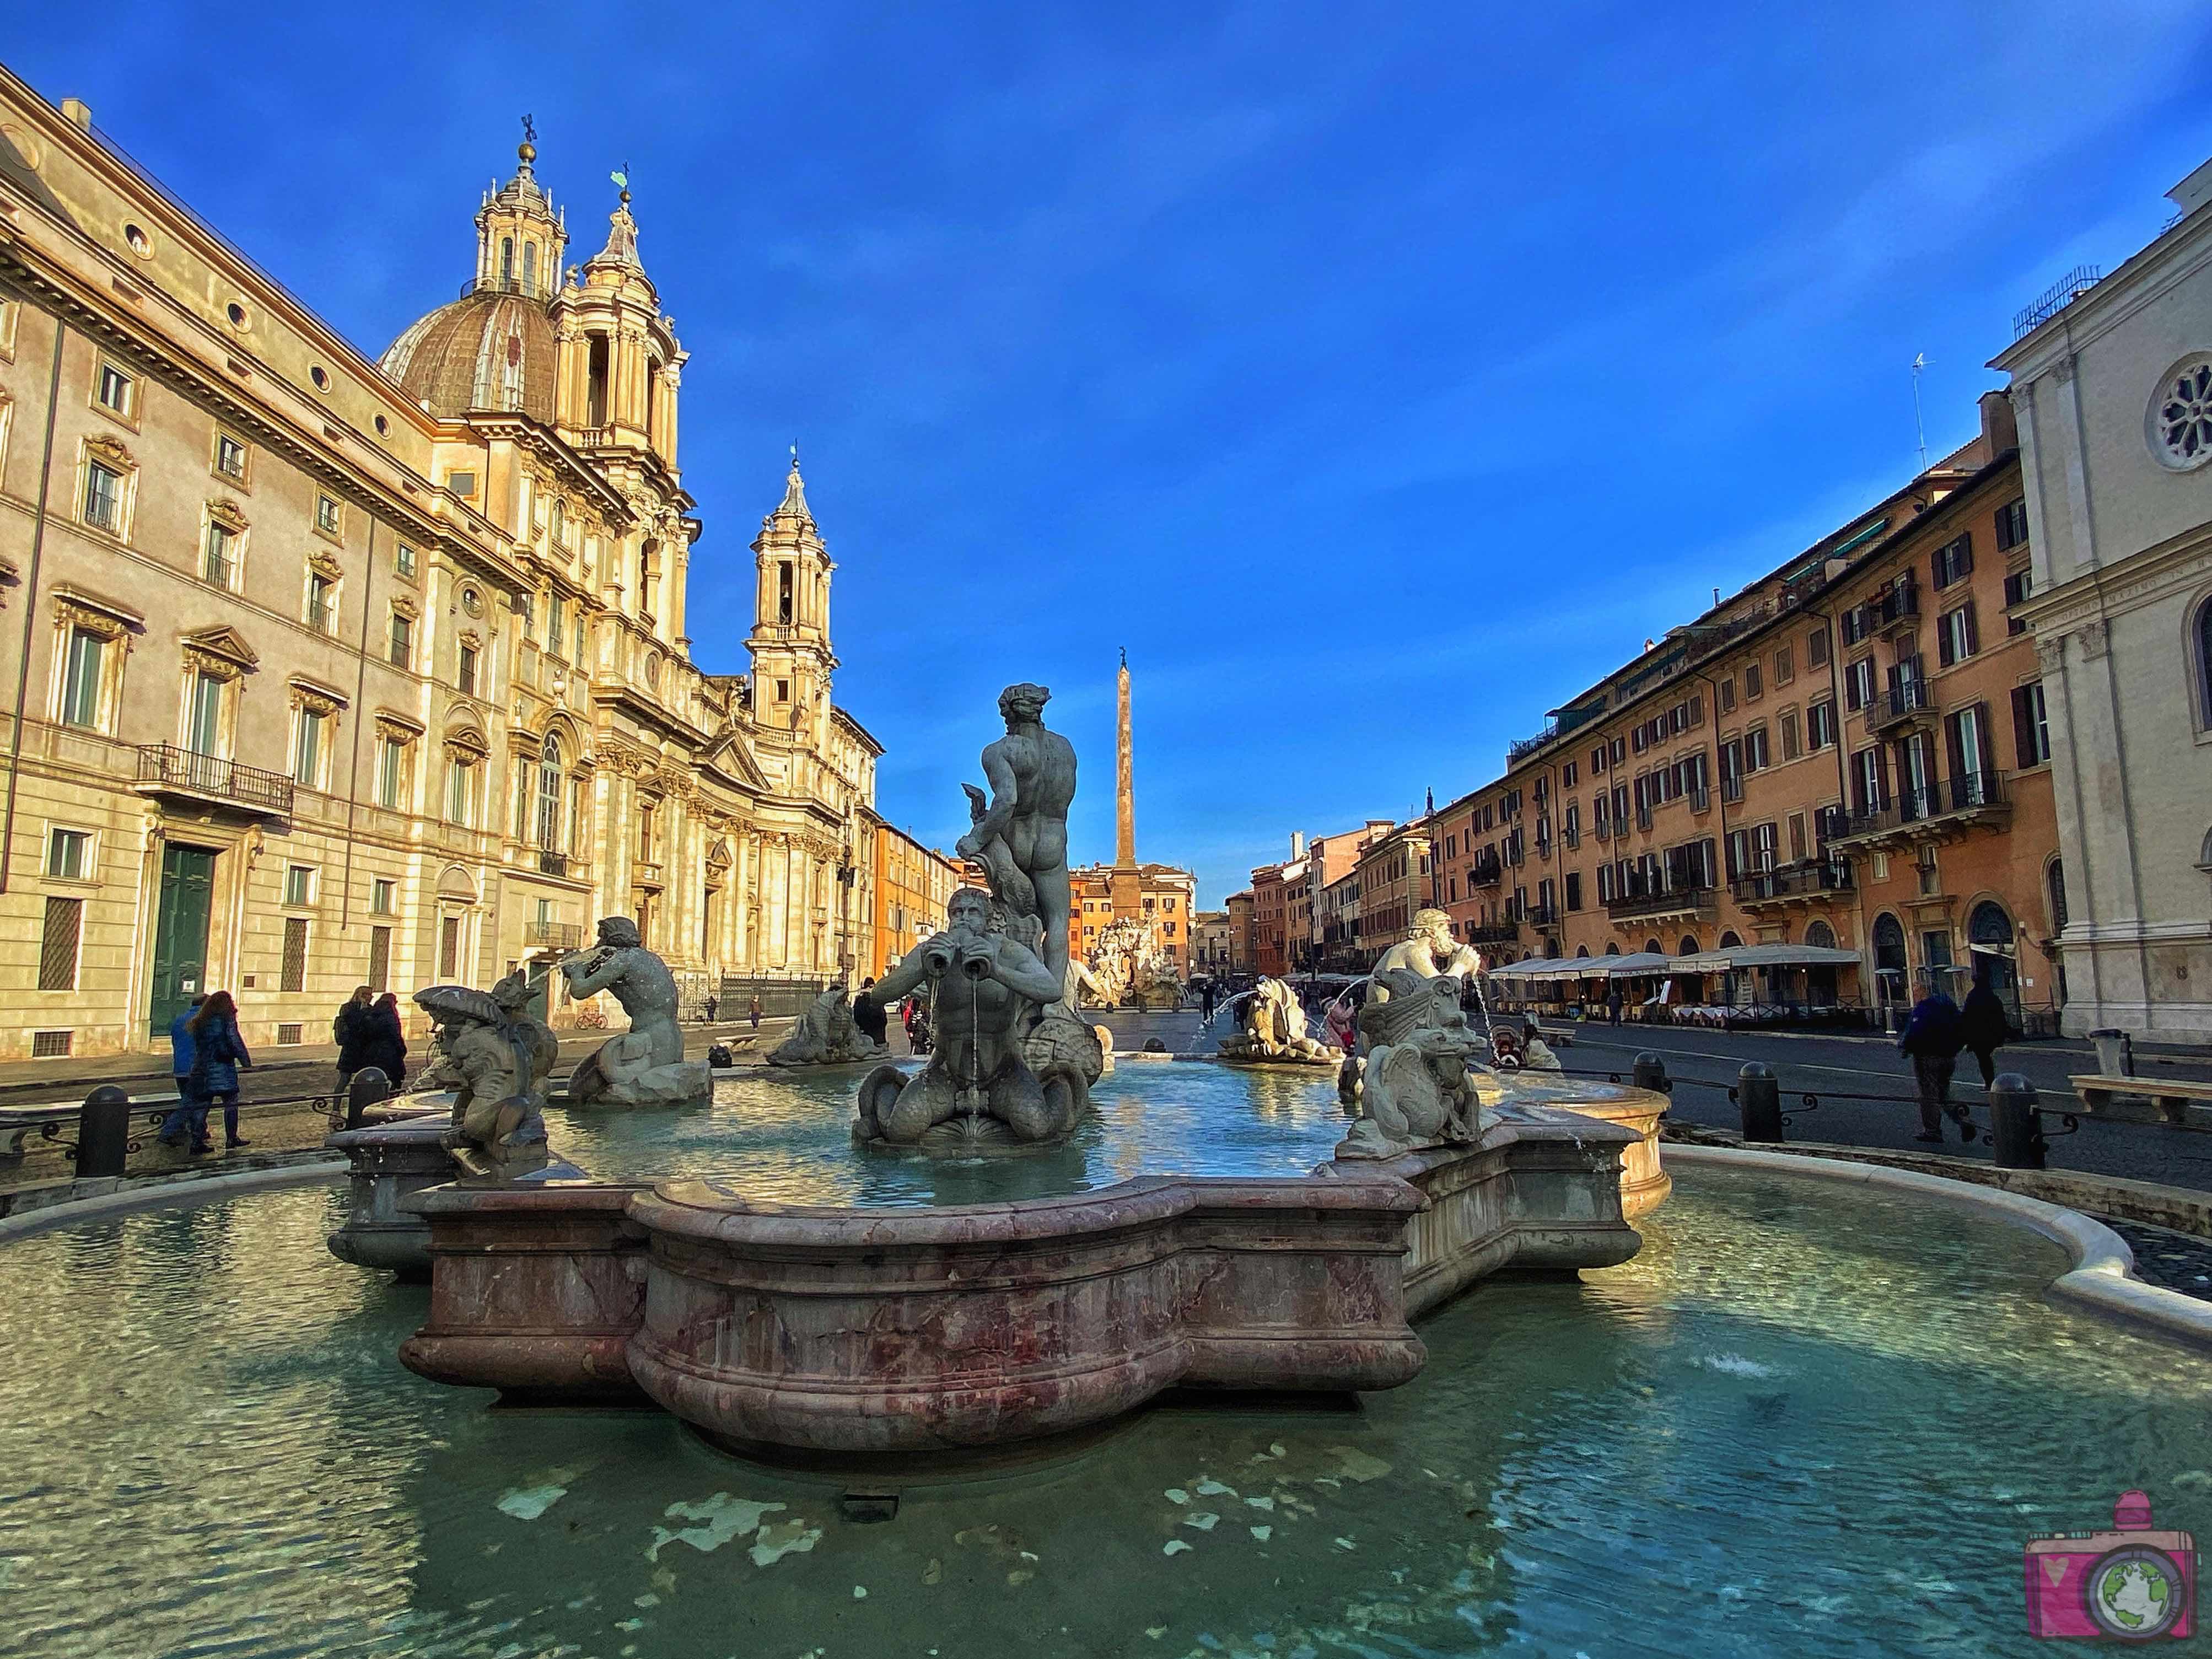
xmin=6 ymin=685 xmax=2208 ymax=1659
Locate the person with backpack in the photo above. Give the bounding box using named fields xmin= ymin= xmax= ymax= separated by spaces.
xmin=185 ymin=990 xmax=254 ymax=1152
xmin=1898 ymin=972 xmax=1969 ymax=1143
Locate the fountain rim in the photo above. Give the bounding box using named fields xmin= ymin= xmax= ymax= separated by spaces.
xmin=1666 ymin=1144 xmax=2212 ymax=1353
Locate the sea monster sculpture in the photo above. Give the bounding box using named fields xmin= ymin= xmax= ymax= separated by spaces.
xmin=415 ymin=971 xmax=559 ymax=1179
xmin=1337 ymin=968 xmax=1491 ymax=1159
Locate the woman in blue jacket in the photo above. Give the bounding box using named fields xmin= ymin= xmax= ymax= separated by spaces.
xmin=185 ymin=990 xmax=254 ymax=1152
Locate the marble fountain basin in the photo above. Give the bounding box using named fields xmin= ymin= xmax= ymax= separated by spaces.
xmin=393 ymin=1074 xmax=1656 ymax=1459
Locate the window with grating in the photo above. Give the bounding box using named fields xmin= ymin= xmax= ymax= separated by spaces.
xmin=39 ymin=896 xmax=82 ymax=990
xmin=281 ymin=916 xmax=308 ymax=993
xmin=276 ymin=1023 xmax=304 ymax=1045
xmin=31 ymin=1030 xmax=73 ymax=1058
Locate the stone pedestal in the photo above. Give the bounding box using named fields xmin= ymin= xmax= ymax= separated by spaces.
xmin=323 ymin=1112 xmax=451 ymax=1275
xmin=399 ymin=1182 xmax=650 ymax=1402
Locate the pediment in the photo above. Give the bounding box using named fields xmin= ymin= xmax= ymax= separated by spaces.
xmin=180 ymin=624 xmax=257 ymax=669
xmin=701 ymin=726 xmax=770 ymax=791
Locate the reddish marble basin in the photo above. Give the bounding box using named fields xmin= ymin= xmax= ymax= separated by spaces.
xmin=397 ymin=1106 xmax=1644 ymax=1458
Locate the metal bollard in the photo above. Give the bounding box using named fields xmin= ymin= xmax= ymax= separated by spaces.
xmin=1989 ymin=1072 xmax=2046 ymax=1170
xmin=1737 ymin=1061 xmax=1782 ymax=1142
xmin=345 ymin=1066 xmax=394 ymax=1131
xmin=77 ymin=1085 xmax=133 ymax=1178
xmin=1632 ymin=1052 xmax=1669 ymax=1094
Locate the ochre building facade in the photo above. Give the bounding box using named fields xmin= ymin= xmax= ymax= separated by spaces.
xmin=0 ymin=74 xmax=884 ymax=1059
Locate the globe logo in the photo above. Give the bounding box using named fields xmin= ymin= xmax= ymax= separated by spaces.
xmin=2023 ymin=1489 xmax=2198 ymax=1642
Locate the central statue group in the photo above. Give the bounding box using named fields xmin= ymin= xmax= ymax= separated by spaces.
xmin=857 ymin=683 xmax=1107 ymax=1151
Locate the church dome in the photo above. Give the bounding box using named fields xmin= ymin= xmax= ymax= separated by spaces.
xmin=379 ymin=288 xmax=558 ymax=422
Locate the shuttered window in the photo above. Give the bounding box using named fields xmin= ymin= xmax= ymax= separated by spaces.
xmin=39 ymin=897 xmax=82 ymax=991
xmin=2012 ymin=682 xmax=2052 ymax=767
xmin=368 ymin=925 xmax=391 ymax=992
xmin=281 ymin=917 xmax=308 ymax=993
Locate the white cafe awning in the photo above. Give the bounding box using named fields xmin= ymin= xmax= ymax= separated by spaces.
xmin=1675 ymin=943 xmax=1863 ymax=972
xmin=1582 ymin=951 xmax=1678 ymax=979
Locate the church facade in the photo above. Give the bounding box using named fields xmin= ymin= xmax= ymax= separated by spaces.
xmin=0 ymin=69 xmax=879 ymax=1059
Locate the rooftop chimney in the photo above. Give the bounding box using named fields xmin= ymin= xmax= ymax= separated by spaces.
xmin=59 ymin=99 xmax=92 ymax=132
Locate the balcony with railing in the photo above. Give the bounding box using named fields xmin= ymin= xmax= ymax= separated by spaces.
xmin=1831 ymin=772 xmax=2010 ymax=848
xmin=1527 ymin=902 xmax=1560 ymax=928
xmin=524 ymin=918 xmax=582 ymax=951
xmin=460 ymin=273 xmax=557 ymax=302
xmin=538 ymin=849 xmax=570 ymax=877
xmin=1730 ymin=859 xmax=1854 ymax=908
xmin=1463 ymin=921 xmax=1521 ymax=945
xmin=1605 ymin=883 xmax=1717 ymax=923
xmin=1845 ymin=580 xmax=1920 ymax=644
xmin=1467 ymin=854 xmax=1502 ymax=888
xmin=1866 ymin=679 xmax=1936 ymax=734
xmin=202 ymin=551 xmax=235 ymax=589
xmin=134 ymin=744 xmax=293 ymax=817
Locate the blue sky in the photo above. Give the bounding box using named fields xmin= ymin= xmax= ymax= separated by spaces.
xmin=10 ymin=5 xmax=2210 ymax=904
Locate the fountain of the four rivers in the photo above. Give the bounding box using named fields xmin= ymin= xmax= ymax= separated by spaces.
xmin=2 ymin=685 xmax=2208 ymax=1658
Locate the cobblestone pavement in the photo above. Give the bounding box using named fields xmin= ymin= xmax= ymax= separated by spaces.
xmin=2098 ymin=1217 xmax=2212 ymax=1302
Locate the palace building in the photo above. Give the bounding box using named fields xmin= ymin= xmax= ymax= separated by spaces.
xmin=0 ymin=70 xmax=884 ymax=1059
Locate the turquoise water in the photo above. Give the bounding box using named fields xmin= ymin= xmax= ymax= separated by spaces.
xmin=3 ymin=1165 xmax=2208 ymax=1657
xmin=535 ymin=1062 xmax=1355 ymax=1204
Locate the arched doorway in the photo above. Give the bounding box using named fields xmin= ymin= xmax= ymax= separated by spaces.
xmin=1803 ymin=919 xmax=1839 ymax=1006
xmin=1872 ymin=913 xmax=1908 ymax=1017
xmin=1969 ymin=900 xmax=2019 ymax=1017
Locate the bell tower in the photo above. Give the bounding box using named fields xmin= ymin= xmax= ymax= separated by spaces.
xmin=747 ymin=454 xmax=837 ymax=740
xmin=475 ymin=117 xmax=564 ymax=298
xmin=552 ymin=171 xmax=684 ymax=461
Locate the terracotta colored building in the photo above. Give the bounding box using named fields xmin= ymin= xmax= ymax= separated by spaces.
xmin=1350 ymin=823 xmax=1431 ymax=969
xmin=1069 ymin=860 xmax=1197 ymax=977
xmin=870 ymin=823 xmax=964 ymax=980
xmin=1431 ymin=393 xmax=2060 ymax=1024
xmin=1225 ymin=890 xmax=1254 ymax=973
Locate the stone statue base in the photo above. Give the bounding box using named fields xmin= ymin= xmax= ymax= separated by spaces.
xmin=566 ymin=1046 xmax=713 ymax=1109
xmin=1217 ymin=1038 xmax=1339 ymax=1067
xmin=853 ymin=1057 xmax=1091 ymax=1155
xmin=764 ymin=1044 xmax=887 ymax=1069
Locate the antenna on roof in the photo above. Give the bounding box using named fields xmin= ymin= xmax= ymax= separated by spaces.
xmin=1911 ymin=353 xmax=1930 ymax=473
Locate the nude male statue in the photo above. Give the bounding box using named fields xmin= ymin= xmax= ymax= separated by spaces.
xmin=1369 ymin=908 xmax=1483 ymax=1003
xmin=558 ymin=915 xmax=709 ymax=1106
xmin=859 ymin=887 xmax=1073 ymax=1144
xmin=955 ymin=682 xmax=1076 ymax=995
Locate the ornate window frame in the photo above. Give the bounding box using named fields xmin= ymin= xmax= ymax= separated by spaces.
xmin=201 ymin=498 xmax=249 ymax=590
xmin=304 ymin=547 xmax=343 ymax=636
xmin=49 ymin=588 xmax=139 ymax=734
xmin=77 ymin=434 xmax=137 ymax=542
xmin=372 ymin=712 xmax=420 ymax=812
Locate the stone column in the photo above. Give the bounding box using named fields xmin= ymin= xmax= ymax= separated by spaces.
xmin=1116 ymin=651 xmax=1135 ymax=868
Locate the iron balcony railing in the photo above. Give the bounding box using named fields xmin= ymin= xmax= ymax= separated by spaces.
xmin=1837 ymin=771 xmax=2009 ymax=841
xmin=539 ymin=849 xmax=569 ymax=877
xmin=1468 ymin=857 xmax=1502 ymax=887
xmin=1527 ymin=902 xmax=1560 ymax=927
xmin=1506 ymin=728 xmax=1557 ymax=766
xmin=135 ymin=744 xmax=293 ymax=816
xmin=202 ymin=551 xmax=235 ymax=588
xmin=1730 ymin=859 xmax=1854 ymax=906
xmin=524 ymin=918 xmax=582 ymax=950
xmin=1844 ymin=580 xmax=1920 ymax=644
xmin=1464 ymin=922 xmax=1521 ymax=945
xmin=1867 ymin=680 xmax=1935 ymax=732
xmin=1605 ymin=884 xmax=1718 ymax=920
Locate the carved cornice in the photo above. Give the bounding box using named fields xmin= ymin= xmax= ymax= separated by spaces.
xmin=306 ymin=545 xmax=344 ymax=581
xmin=206 ymin=497 xmax=249 ymax=532
xmin=178 ymin=623 xmax=257 ymax=674
xmin=51 ymin=584 xmax=144 ymax=639
xmin=288 ymin=676 xmax=348 ymax=715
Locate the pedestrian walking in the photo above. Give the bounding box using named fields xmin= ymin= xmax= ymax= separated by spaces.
xmin=1959 ymin=972 xmax=2010 ymax=1089
xmin=1199 ymin=979 xmax=1218 ymax=1024
xmin=702 ymin=993 xmax=719 ymax=1023
xmin=184 ymin=990 xmax=254 ymax=1152
xmin=158 ymin=994 xmax=208 ymax=1147
xmin=748 ymin=992 xmax=763 ymax=1032
xmin=358 ymin=992 xmax=408 ymax=1090
xmin=332 ymin=985 xmax=375 ymax=1092
xmin=1606 ymin=988 xmax=1624 ymax=1026
xmin=1898 ymin=974 xmax=1969 ymax=1143
xmin=852 ymin=983 xmax=889 ymax=1048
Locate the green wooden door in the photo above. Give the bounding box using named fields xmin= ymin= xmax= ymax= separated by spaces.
xmin=148 ymin=845 xmax=216 ymax=1038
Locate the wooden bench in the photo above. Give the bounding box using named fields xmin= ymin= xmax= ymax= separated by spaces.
xmin=2067 ymin=1074 xmax=2212 ymax=1130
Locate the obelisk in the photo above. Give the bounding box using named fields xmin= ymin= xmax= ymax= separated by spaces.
xmin=1111 ymin=649 xmax=1142 ymax=915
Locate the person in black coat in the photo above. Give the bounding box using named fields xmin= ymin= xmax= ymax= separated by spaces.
xmin=1959 ymin=973 xmax=2010 ymax=1089
xmin=354 ymin=992 xmax=408 ymax=1090
xmin=852 ymin=980 xmax=889 ymax=1049
xmin=333 ymin=985 xmax=376 ymax=1090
